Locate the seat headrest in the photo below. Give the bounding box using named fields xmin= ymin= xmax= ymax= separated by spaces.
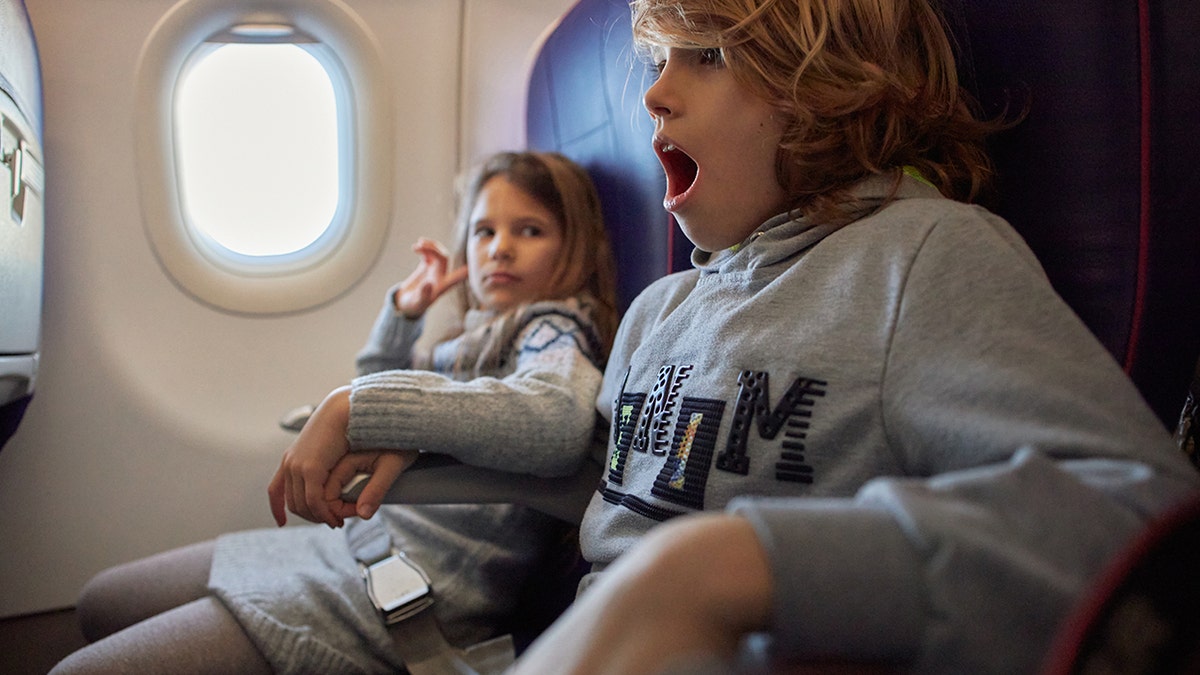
xmin=526 ymin=0 xmax=686 ymax=312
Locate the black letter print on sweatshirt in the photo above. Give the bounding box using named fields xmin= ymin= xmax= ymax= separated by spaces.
xmin=717 ymin=370 xmax=827 ymax=483
xmin=608 ymin=365 xmax=725 ymax=510
xmin=649 ymin=397 xmax=726 ymax=510
xmin=608 ymin=365 xmax=690 ymax=485
xmin=631 ymin=364 xmax=691 ymax=456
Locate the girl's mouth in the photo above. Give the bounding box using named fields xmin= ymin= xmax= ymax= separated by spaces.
xmin=655 ymin=138 xmax=698 ymax=212
xmin=485 ymin=271 xmax=519 ymax=286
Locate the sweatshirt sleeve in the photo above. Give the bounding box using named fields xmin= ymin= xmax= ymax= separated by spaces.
xmin=347 ymin=309 xmax=604 ymax=477
xmin=354 ymin=297 xmax=424 ymax=376
xmin=729 ymin=212 xmax=1200 ymax=673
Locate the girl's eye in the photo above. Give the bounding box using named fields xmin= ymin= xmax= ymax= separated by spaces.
xmin=521 ymin=225 xmax=543 ymax=237
xmin=472 ymin=225 xmax=494 ymax=239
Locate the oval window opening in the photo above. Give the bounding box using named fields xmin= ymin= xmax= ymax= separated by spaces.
xmin=175 ymin=43 xmax=339 ymax=258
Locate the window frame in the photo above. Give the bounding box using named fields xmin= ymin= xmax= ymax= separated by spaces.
xmin=135 ymin=0 xmax=392 ymax=314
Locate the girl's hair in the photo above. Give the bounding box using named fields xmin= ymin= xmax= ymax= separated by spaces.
xmin=632 ymin=0 xmax=1007 ymax=223
xmin=448 ymin=151 xmax=619 ymax=356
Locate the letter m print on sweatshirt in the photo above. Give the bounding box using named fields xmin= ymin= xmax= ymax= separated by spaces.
xmin=606 ymin=366 xmax=827 ymax=516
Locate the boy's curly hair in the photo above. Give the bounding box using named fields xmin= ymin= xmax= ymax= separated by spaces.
xmin=633 ymin=0 xmax=1008 ymax=224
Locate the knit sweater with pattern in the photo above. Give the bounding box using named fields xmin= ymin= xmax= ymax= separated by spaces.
xmin=347 ymin=297 xmax=607 ymax=646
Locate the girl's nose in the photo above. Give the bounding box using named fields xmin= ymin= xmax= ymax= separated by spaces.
xmin=489 ymin=232 xmax=513 ymax=260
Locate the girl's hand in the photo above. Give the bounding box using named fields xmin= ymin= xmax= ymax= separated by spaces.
xmin=325 ymin=449 xmax=420 ymax=521
xmin=392 ymin=238 xmax=469 ymax=318
xmin=267 ymin=386 xmax=353 ymax=528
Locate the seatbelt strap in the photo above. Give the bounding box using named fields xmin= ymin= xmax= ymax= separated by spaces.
xmin=347 ymin=519 xmax=515 ymax=675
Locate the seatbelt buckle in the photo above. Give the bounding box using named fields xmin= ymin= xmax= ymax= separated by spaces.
xmin=362 ymin=549 xmax=435 ymax=625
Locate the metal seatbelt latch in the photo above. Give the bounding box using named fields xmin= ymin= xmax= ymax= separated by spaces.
xmin=363 ymin=550 xmax=435 ymax=625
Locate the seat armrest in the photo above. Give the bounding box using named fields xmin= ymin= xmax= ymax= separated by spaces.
xmin=340 ymin=453 xmax=602 ymax=524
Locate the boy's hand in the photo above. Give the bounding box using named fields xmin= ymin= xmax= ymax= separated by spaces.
xmin=267 ymin=386 xmax=353 ymax=528
xmin=512 ymin=514 xmax=773 ymax=675
xmin=393 ymin=238 xmax=469 ymax=318
xmin=325 ymin=449 xmax=420 ymax=521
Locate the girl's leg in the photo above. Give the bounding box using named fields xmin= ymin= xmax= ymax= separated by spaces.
xmin=50 ymin=597 xmax=271 ymax=674
xmin=53 ymin=539 xmax=272 ymax=674
xmin=75 ymin=540 xmax=215 ymax=641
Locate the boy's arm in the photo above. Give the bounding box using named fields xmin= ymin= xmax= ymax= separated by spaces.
xmin=736 ymin=216 xmax=1200 ymax=671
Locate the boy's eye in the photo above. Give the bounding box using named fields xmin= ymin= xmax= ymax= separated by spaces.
xmin=472 ymin=225 xmax=494 ymax=239
xmin=644 ymin=45 xmax=667 ymax=75
xmin=698 ymin=48 xmax=723 ymax=66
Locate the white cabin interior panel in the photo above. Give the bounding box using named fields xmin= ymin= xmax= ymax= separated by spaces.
xmin=0 ymin=0 xmax=573 ymax=617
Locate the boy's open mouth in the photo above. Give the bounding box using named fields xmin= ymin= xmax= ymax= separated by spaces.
xmin=655 ymin=139 xmax=698 ymax=209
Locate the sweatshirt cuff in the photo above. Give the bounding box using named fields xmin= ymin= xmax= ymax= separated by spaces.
xmin=728 ymin=497 xmax=925 ymax=663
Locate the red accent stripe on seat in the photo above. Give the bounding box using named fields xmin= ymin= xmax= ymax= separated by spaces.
xmin=1124 ymin=0 xmax=1153 ymax=373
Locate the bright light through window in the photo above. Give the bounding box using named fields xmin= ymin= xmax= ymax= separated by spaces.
xmin=175 ymin=43 xmax=339 ymax=257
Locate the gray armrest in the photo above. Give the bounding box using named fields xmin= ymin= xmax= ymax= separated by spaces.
xmin=340 ymin=454 xmax=602 ymax=524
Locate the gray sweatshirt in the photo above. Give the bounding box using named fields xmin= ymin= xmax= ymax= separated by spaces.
xmin=580 ymin=175 xmax=1200 ymax=672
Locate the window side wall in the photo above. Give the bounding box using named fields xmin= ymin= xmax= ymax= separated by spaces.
xmin=0 ymin=0 xmax=474 ymax=617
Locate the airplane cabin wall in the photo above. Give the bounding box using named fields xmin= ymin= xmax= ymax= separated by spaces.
xmin=0 ymin=0 xmax=574 ymax=618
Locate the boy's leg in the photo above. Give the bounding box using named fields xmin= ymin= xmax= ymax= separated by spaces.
xmin=49 ymin=596 xmax=271 ymax=674
xmin=75 ymin=540 xmax=215 ymax=641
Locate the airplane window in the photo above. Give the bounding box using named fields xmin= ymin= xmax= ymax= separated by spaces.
xmin=175 ymin=42 xmax=339 ymax=257
xmin=135 ymin=0 xmax=391 ymax=314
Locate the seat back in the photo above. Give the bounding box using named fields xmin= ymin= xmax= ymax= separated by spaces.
xmin=0 ymin=0 xmax=45 ymax=452
xmin=943 ymin=0 xmax=1200 ymax=429
xmin=526 ymin=0 xmax=688 ymax=313
xmin=528 ymin=0 xmax=1200 ymax=430
xmin=1044 ymin=495 xmax=1200 ymax=673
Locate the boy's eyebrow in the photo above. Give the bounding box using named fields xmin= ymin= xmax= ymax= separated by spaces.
xmin=639 ymin=43 xmax=666 ymax=62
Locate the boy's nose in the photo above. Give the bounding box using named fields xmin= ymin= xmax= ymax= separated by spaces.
xmin=644 ymin=71 xmax=673 ymax=119
xmin=648 ymin=63 xmax=676 ymax=118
